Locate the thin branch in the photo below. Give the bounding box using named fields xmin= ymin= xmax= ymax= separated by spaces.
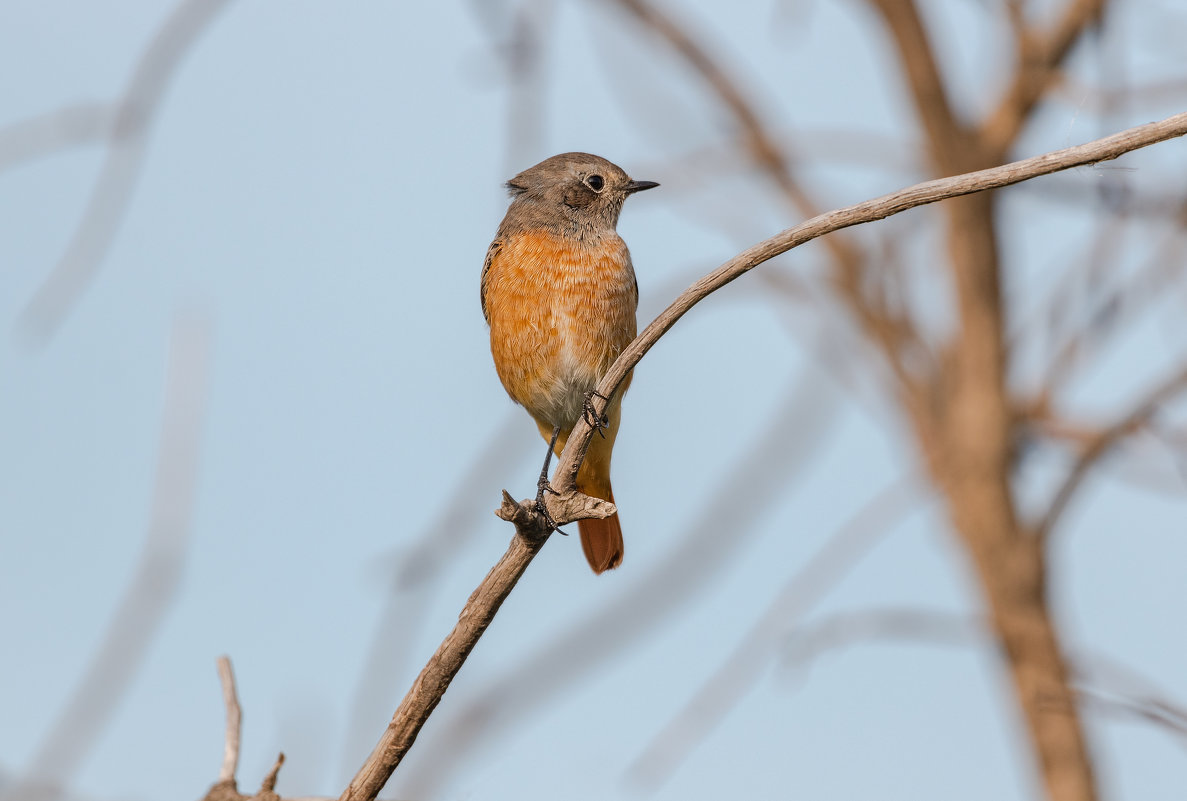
xmin=16 ymin=0 xmax=232 ymax=343
xmin=0 ymin=103 xmax=115 ymax=174
xmin=1037 ymin=362 xmax=1187 ymax=538
xmin=217 ymin=657 xmax=242 ymax=785
xmin=778 ymin=608 xmax=978 ymax=673
xmin=636 ymin=127 xmax=918 ymax=182
xmin=1078 ymin=689 xmax=1187 ymax=750
xmin=1040 ymin=207 xmax=1187 ymax=395
xmin=1075 ymin=653 xmax=1187 ymax=750
xmin=338 ymin=529 xmax=550 ymax=801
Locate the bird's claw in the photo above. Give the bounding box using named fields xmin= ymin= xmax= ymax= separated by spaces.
xmin=537 ymin=473 xmax=560 ymax=498
xmin=535 ymin=476 xmax=566 ymax=535
xmin=582 ymin=390 xmax=610 ymax=438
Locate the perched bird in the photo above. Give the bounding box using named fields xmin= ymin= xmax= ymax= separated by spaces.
xmin=481 ymin=153 xmax=658 ymax=573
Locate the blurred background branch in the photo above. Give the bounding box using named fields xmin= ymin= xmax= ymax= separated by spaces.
xmin=15 ymin=0 xmax=230 ymax=343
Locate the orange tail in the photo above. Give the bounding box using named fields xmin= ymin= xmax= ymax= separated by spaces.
xmin=578 ymin=510 xmax=624 ymax=574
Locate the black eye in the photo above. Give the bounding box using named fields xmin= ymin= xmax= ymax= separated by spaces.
xmin=585 ymin=174 xmax=605 ymax=192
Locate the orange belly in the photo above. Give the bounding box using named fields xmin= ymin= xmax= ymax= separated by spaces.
xmin=484 ymin=229 xmax=638 ymax=429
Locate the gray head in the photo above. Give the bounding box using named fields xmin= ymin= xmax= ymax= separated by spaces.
xmin=503 ymin=152 xmax=658 ymax=233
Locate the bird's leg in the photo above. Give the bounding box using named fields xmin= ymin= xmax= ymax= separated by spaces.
xmin=582 ymin=390 xmax=610 ymax=438
xmin=534 ymin=426 xmax=565 ymax=534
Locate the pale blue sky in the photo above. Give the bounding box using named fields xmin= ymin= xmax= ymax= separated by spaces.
xmin=2 ymin=2 xmax=1186 ymax=800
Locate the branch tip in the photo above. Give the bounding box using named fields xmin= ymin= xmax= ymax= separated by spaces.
xmin=216 ymin=655 xmax=242 ymax=784
xmin=260 ymin=752 xmax=285 ymax=794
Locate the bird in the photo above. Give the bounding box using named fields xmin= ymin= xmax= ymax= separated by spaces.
xmin=481 ymin=152 xmax=658 ymax=573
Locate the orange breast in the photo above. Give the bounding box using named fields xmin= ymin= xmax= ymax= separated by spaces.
xmin=483 ymin=229 xmax=638 ymax=429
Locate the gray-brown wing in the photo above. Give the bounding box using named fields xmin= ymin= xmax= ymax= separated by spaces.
xmin=628 ymin=250 xmax=639 ymax=308
xmin=480 ymin=238 xmax=503 ymax=324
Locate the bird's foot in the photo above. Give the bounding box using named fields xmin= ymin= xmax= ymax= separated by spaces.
xmin=582 ymin=390 xmax=610 ymax=438
xmin=535 ymin=474 xmax=566 ymax=535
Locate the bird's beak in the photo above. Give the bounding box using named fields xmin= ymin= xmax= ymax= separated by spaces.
xmin=625 ymin=179 xmax=660 ymax=194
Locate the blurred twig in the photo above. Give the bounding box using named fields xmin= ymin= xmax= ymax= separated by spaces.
xmin=982 ymin=0 xmax=1106 ymax=157
xmin=1021 ymin=176 xmax=1187 ymax=219
xmin=1056 ymin=77 xmax=1187 ymax=115
xmin=1040 ymin=202 xmax=1187 ymax=395
xmin=777 ymin=607 xmax=976 ymax=674
xmin=1078 ymin=689 xmax=1187 ymax=751
xmin=17 ymin=0 xmax=232 ymax=343
xmin=465 ymin=0 xmax=554 ymax=171
xmin=1037 ymin=362 xmax=1187 ymax=538
xmin=1076 ymin=654 xmax=1187 ymax=751
xmin=0 ymin=103 xmax=115 ymax=174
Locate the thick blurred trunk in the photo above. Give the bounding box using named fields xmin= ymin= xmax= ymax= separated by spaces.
xmin=865 ymin=3 xmax=1101 ymax=792
xmin=954 ymin=502 xmax=1096 ymax=801
xmin=925 ymin=190 xmax=1098 ymax=801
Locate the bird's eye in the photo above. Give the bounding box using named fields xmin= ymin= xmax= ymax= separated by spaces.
xmin=585 ymin=174 xmax=605 ymax=192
